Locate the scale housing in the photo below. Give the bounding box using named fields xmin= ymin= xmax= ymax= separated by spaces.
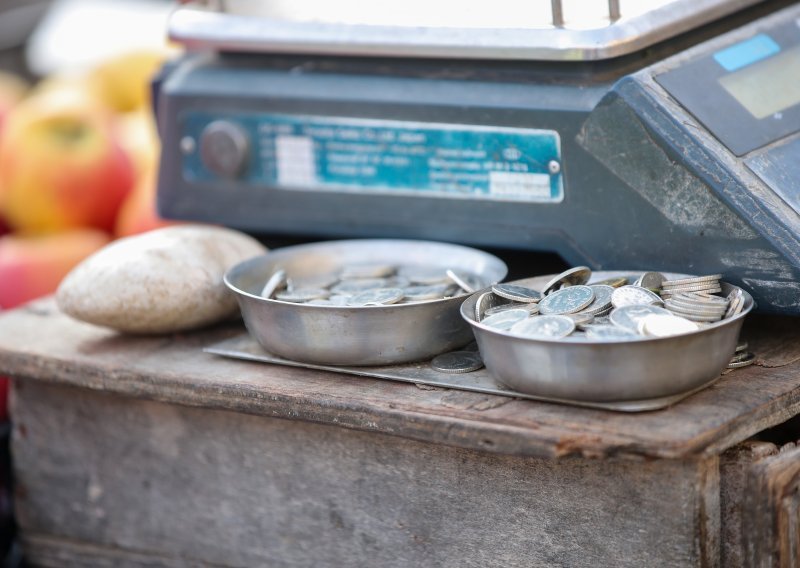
xmin=155 ymin=0 xmax=800 ymax=313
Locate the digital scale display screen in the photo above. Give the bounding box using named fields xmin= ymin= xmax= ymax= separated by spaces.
xmin=718 ymin=44 xmax=800 ymax=119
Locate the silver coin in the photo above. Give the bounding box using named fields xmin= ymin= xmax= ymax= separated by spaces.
xmin=664 ymin=300 xmax=726 ymax=316
xmin=509 ymin=315 xmax=575 ymax=339
xmin=539 ymin=285 xmax=595 ymax=315
xmin=638 ymin=314 xmax=700 ymax=337
xmin=485 ymin=302 xmax=539 ymax=317
xmin=446 ymin=269 xmax=480 ymax=294
xmin=346 ymin=287 xmax=404 ymax=307
xmin=729 ymin=350 xmax=754 ymax=364
xmin=724 ymin=289 xmax=745 ymax=319
xmin=260 ymin=269 xmax=288 ymax=299
xmin=611 ymin=285 xmax=663 ymax=309
xmin=480 ymin=309 xmax=531 ymax=331
xmin=664 ymin=295 xmax=728 ymax=310
xmin=735 ymin=340 xmax=748 ymax=353
xmin=565 ymin=312 xmax=594 ymax=325
xmin=727 ymin=353 xmax=755 ymax=369
xmin=491 ymin=283 xmax=542 ymax=303
xmin=662 ymin=274 xmax=722 ymax=287
xmin=275 ymin=287 xmax=331 ymax=303
xmin=403 ymin=283 xmax=451 ymax=301
xmin=400 ymin=266 xmax=450 ymax=285
xmin=331 ymin=278 xmax=388 ymax=294
xmin=634 ymin=271 xmax=666 ymax=290
xmin=580 ymin=285 xmax=614 ymax=315
xmin=474 ymin=291 xmax=493 ymax=321
xmin=292 ymin=273 xmax=340 ymax=290
xmin=584 ymin=325 xmax=639 ymax=341
xmin=661 ymin=283 xmax=722 ymax=294
xmin=609 ymin=304 xmax=671 ymax=333
xmin=591 ymin=276 xmax=629 ymax=288
xmin=431 ymin=351 xmax=485 ymax=374
xmin=327 ymin=295 xmax=351 ymax=306
xmin=305 ymin=298 xmax=336 ymax=306
xmin=541 ymin=266 xmax=592 ymax=296
xmin=339 ymin=263 xmax=396 ymax=279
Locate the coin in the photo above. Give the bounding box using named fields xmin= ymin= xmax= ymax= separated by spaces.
xmin=634 ymin=271 xmax=666 ymax=290
xmin=611 ymin=285 xmax=663 ymax=309
xmin=539 ymin=285 xmax=595 ymax=315
xmin=591 ymin=276 xmax=629 ymax=288
xmin=400 ymin=266 xmax=450 ymax=285
xmin=724 ymin=289 xmax=745 ymax=319
xmin=260 ymin=269 xmax=288 ymax=299
xmin=292 ymin=273 xmax=340 ymax=290
xmin=662 ymin=274 xmax=722 ymax=286
xmin=491 ymin=283 xmax=542 ymax=303
xmin=346 ymin=287 xmax=404 ymax=306
xmin=565 ymin=312 xmax=594 ymax=326
xmin=638 ymin=314 xmax=700 ymax=337
xmin=661 ymin=284 xmax=722 ymax=295
xmin=480 ymin=309 xmax=530 ymax=330
xmin=609 ymin=304 xmax=672 ymax=333
xmin=339 ymin=263 xmax=396 ymax=279
xmin=431 ymin=351 xmax=485 ymax=374
xmin=485 ymin=302 xmax=539 ymax=317
xmin=474 ymin=291 xmax=493 ymax=321
xmin=446 ymin=269 xmax=478 ymax=293
xmin=403 ymin=284 xmax=451 ymax=301
xmin=727 ymin=353 xmax=755 ymax=369
xmin=735 ymin=341 xmax=748 ymax=353
xmin=579 ymin=285 xmax=614 ymax=315
xmin=509 ymin=315 xmax=575 ymax=339
xmin=275 ymin=287 xmax=331 ymax=303
xmin=331 ymin=278 xmax=388 ymax=294
xmin=729 ymin=350 xmax=754 ymax=364
xmin=541 ymin=266 xmax=592 ymax=296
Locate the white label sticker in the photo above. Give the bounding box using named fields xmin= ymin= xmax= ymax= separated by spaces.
xmin=276 ymin=135 xmax=316 ymax=186
xmin=489 ymin=172 xmax=553 ymax=200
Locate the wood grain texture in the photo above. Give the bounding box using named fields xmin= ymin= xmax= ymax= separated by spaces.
xmin=720 ymin=441 xmax=779 ymax=568
xmin=743 ymin=444 xmax=800 ymax=568
xmin=13 ymin=381 xmax=721 ymax=568
xmin=1 ymin=299 xmax=800 ymax=460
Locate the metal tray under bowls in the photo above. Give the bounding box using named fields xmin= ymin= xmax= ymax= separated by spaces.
xmin=224 ymin=239 xmax=508 ymax=366
xmin=462 ymin=271 xmax=754 ymax=403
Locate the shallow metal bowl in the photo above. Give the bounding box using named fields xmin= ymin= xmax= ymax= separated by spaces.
xmin=225 ymin=239 xmax=508 ymax=365
xmin=461 ymin=271 xmax=754 ymax=402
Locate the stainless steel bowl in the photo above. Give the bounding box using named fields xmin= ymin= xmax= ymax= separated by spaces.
xmin=225 ymin=239 xmax=508 ymax=365
xmin=461 ymin=271 xmax=754 ymax=402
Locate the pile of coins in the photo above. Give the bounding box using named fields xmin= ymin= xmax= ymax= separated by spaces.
xmin=728 ymin=341 xmax=755 ymax=369
xmin=260 ymin=263 xmax=486 ymax=307
xmin=475 ymin=267 xmax=748 ymax=344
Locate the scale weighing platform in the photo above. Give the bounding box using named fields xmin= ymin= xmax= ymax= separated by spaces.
xmin=156 ymin=0 xmax=800 ymax=313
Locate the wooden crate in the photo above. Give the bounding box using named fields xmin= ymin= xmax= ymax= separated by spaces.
xmin=2 ymin=299 xmax=800 ymax=567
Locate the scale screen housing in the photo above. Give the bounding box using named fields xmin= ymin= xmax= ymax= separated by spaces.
xmin=156 ymin=0 xmax=800 ymax=313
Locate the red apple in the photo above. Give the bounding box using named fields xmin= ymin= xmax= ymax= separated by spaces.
xmin=0 ymin=82 xmax=135 ymax=233
xmin=0 ymin=228 xmax=111 ymax=309
xmin=0 ymin=71 xmax=27 ymax=136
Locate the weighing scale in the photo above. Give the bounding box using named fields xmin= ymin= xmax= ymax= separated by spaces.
xmin=155 ymin=0 xmax=800 ymax=314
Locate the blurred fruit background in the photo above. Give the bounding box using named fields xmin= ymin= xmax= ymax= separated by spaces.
xmin=0 ymin=1 xmax=177 ymax=559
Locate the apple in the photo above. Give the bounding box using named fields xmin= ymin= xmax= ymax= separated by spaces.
xmin=114 ymin=168 xmax=176 ymax=237
xmin=0 ymin=82 xmax=136 ymax=233
xmin=0 ymin=228 xmax=111 ymax=309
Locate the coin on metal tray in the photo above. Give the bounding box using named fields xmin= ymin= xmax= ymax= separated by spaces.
xmin=662 ymin=274 xmax=722 ymax=287
xmin=539 ymin=285 xmax=595 ymax=315
xmin=346 ymin=287 xmax=405 ymax=306
xmin=480 ymin=309 xmax=531 ymax=331
xmin=638 ymin=314 xmax=700 ymax=337
xmin=609 ymin=304 xmax=672 ymax=333
xmin=260 ymin=269 xmax=288 ymax=299
xmin=724 ymin=288 xmax=745 ymax=319
xmin=474 ymin=291 xmax=493 ymax=321
xmin=611 ymin=285 xmax=663 ymax=309
xmin=340 ymin=263 xmax=397 ymax=279
xmin=275 ymin=287 xmax=331 ymax=303
xmin=727 ymin=352 xmax=755 ymax=369
xmin=400 ymin=266 xmax=450 ymax=285
xmin=509 ymin=315 xmax=576 ymax=339
xmin=580 ymin=285 xmax=614 ymax=315
xmin=591 ymin=276 xmax=629 ymax=288
xmin=491 ymin=283 xmax=542 ymax=303
xmin=446 ymin=269 xmax=482 ymax=294
xmin=331 ymin=278 xmax=389 ymax=294
xmin=403 ymin=283 xmax=451 ymax=301
xmin=634 ymin=271 xmax=666 ymax=290
xmin=541 ymin=266 xmax=592 ymax=296
xmin=485 ymin=302 xmax=540 ymax=317
xmin=431 ymin=351 xmax=485 ymax=374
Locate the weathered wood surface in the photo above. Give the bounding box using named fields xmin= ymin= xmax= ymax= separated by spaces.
xmin=13 ymin=381 xmax=722 ymax=568
xmin=743 ymin=443 xmax=800 ymax=567
xmin=2 ymin=299 xmax=800 ymax=460
xmin=720 ymin=441 xmax=780 ymax=568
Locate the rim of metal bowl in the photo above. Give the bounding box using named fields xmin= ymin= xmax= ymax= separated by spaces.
xmin=461 ymin=275 xmax=754 ymax=344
